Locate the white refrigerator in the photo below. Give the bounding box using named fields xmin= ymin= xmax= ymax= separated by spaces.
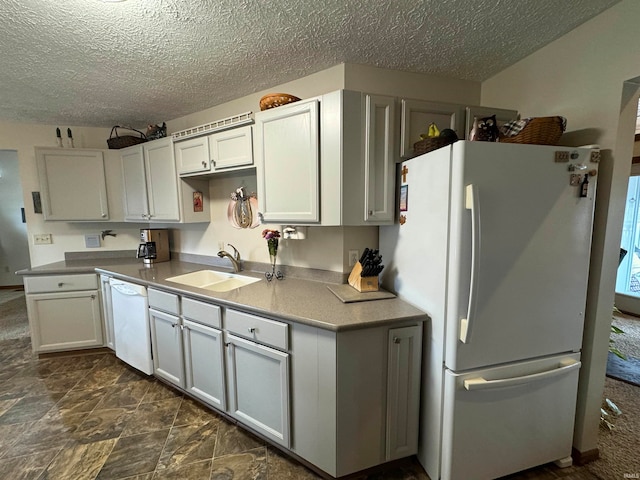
xmin=379 ymin=141 xmax=598 ymax=480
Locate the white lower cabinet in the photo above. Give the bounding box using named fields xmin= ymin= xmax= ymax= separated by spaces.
xmin=183 ymin=319 xmax=226 ymax=410
xmin=386 ymin=325 xmax=421 ymax=461
xmin=225 ymin=333 xmax=290 ymax=448
xmin=290 ymin=321 xmax=422 ymax=478
xmin=24 ymin=274 xmax=104 ymax=353
xmin=149 ymin=308 xmax=185 ymax=388
xmin=141 ymin=288 xmax=420 ymax=479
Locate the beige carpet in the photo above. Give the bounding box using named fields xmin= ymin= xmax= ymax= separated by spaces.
xmin=0 ymin=291 xmax=30 ymax=340
xmin=586 ymin=312 xmax=640 ymax=478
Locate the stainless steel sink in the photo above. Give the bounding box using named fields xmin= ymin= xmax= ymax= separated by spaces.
xmin=165 ymin=270 xmax=260 ymax=292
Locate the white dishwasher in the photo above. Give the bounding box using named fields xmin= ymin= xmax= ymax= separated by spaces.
xmin=109 ymin=278 xmax=153 ymax=375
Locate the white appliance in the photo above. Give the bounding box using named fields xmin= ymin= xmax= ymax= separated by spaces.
xmin=109 ymin=278 xmax=153 ymax=375
xmin=379 ymin=141 xmax=598 ymax=480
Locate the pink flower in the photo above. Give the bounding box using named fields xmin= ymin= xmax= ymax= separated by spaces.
xmin=262 ymin=229 xmax=280 ymax=240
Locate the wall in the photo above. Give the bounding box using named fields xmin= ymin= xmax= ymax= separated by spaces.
xmin=0 ymin=150 xmax=30 ymax=285
xmin=480 ymin=0 xmax=638 ymax=457
xmin=6 ymin=63 xmax=481 ymax=273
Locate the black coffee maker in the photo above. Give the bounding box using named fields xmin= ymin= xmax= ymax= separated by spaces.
xmin=136 ymin=229 xmax=170 ymax=265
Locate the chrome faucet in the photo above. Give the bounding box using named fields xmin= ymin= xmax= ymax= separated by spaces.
xmin=217 ymin=243 xmax=242 ymax=272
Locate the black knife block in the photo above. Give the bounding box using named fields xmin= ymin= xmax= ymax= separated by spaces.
xmin=348 ymin=262 xmax=379 ymax=292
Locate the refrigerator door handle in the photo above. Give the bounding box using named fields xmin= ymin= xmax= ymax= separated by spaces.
xmin=460 ymin=183 xmax=480 ymax=343
xmin=463 ymin=359 xmax=581 ymax=391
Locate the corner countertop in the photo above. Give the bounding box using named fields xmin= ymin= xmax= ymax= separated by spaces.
xmin=18 ymin=259 xmax=428 ymax=332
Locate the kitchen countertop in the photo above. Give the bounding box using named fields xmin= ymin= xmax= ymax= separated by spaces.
xmin=18 ymin=259 xmax=427 ymax=332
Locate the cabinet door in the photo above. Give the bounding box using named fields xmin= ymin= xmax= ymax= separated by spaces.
xmin=183 ymin=319 xmax=226 ymax=410
xmin=364 ymin=94 xmax=395 ymax=223
xmin=255 ymin=99 xmax=320 ymax=223
xmin=26 ymin=290 xmax=103 ymax=353
xmin=144 ymin=138 xmax=181 ymax=222
xmin=175 ymin=136 xmax=210 ymax=174
xmin=226 ymin=333 xmax=290 ymax=447
xmin=36 ymin=149 xmax=109 ymax=221
xmin=100 ymin=275 xmax=115 ymax=350
xmin=121 ymin=146 xmax=150 ymax=221
xmin=400 ymin=99 xmax=465 ymax=158
xmin=209 ymin=125 xmax=253 ymax=171
xmin=149 ymin=308 xmax=184 ymax=388
xmin=386 ymin=325 xmax=421 ymax=461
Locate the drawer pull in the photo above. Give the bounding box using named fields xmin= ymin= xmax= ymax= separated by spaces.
xmin=248 ymin=327 xmax=256 ymax=333
xmin=393 ymin=337 xmax=401 ymax=344
xmin=58 ymin=282 xmax=64 ymax=287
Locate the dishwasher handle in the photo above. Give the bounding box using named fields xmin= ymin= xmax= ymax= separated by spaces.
xmin=109 ymin=280 xmax=147 ymax=297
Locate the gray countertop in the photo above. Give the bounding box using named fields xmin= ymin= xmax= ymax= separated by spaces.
xmin=19 ymin=259 xmax=428 ymax=332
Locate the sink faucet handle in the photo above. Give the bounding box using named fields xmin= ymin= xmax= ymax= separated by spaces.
xmin=227 ymin=243 xmax=241 ymax=261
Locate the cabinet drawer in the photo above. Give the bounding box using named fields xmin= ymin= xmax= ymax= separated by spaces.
xmin=182 ymin=297 xmax=221 ymax=329
xmin=225 ymin=309 xmax=288 ymax=351
xmin=24 ymin=274 xmax=98 ymax=294
xmin=148 ymin=288 xmax=180 ymax=315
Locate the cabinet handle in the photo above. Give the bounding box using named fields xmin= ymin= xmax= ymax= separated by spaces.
xmin=248 ymin=327 xmax=256 ymax=333
xmin=101 ymin=213 xmax=107 ymax=218
xmin=171 ymin=323 xmax=177 ymax=328
xmin=393 ymin=337 xmax=401 ymax=344
xmin=57 ymin=282 xmax=64 ymax=287
xmin=202 ymin=160 xmax=207 ymax=168
xmin=91 ymin=294 xmax=96 ymax=300
xmin=369 ymin=210 xmax=374 ymax=216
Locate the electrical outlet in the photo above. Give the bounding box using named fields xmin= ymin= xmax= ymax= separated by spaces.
xmin=33 ymin=233 xmax=52 ymax=245
xmin=348 ymin=250 xmax=359 ymax=267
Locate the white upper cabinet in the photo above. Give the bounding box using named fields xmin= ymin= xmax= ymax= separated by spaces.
xmin=363 ymin=94 xmax=395 ymax=223
xmin=36 ymin=148 xmax=109 ymax=221
xmin=320 ymin=90 xmax=396 ymax=226
xmin=254 ymin=90 xmax=397 ymax=226
xmin=209 ymin=125 xmax=253 ymax=171
xmin=175 ymin=125 xmax=254 ymax=176
xmin=400 ymin=99 xmax=465 ymax=158
xmin=121 ymin=137 xmax=210 ymax=223
xmin=255 ymin=98 xmax=320 ymax=223
xmin=174 ymin=136 xmax=210 ymax=175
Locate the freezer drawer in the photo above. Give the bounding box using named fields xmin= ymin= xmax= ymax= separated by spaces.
xmin=441 ymin=353 xmax=580 ymax=480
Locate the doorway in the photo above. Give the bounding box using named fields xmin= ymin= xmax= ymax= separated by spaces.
xmin=0 ymin=150 xmax=30 ymax=287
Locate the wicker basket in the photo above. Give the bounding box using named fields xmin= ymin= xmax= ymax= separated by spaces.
xmin=413 ymin=137 xmax=457 ymax=156
xmin=499 ymin=116 xmax=565 ymax=145
xmin=107 ymin=126 xmax=147 ymax=149
xmin=259 ymin=93 xmax=301 ymax=111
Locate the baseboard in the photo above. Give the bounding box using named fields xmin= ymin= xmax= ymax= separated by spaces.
xmin=38 ymin=347 xmax=112 ymax=359
xmin=572 ymin=447 xmax=600 ymax=465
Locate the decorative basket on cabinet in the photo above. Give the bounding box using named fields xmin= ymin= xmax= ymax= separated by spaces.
xmin=259 ymin=93 xmax=301 ymax=111
xmin=499 ymin=116 xmax=566 ymax=145
xmin=107 ymin=126 xmax=148 ymax=149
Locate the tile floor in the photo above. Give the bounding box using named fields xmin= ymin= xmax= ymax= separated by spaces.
xmin=0 ymin=287 xmax=601 ymax=480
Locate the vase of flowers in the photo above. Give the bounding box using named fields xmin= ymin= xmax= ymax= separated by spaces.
xmin=262 ymin=229 xmax=283 ymax=281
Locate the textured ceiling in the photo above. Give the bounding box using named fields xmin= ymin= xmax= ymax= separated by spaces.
xmin=0 ymin=0 xmax=620 ymax=128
